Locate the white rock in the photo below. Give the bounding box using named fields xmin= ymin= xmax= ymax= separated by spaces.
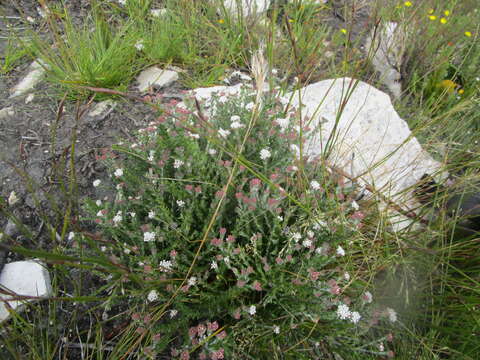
xmin=88 ymin=99 xmax=117 ymax=118
xmin=10 ymin=60 xmax=47 ymax=98
xmin=0 ymin=260 xmax=52 ymax=322
xmin=0 ymin=106 xmax=15 ymax=120
xmin=220 ymin=0 xmax=270 ymax=18
xmin=286 ymin=78 xmax=445 ymax=231
xmin=136 ymin=67 xmax=179 ymax=92
xmin=25 ymin=93 xmax=35 ymax=104
xmin=150 ymin=8 xmax=168 ymax=17
xmin=364 ymin=22 xmax=404 ymax=100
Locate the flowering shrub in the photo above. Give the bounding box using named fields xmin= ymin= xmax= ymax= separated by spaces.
xmin=82 ymin=87 xmax=396 ymax=358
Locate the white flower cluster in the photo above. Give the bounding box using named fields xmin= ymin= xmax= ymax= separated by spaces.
xmin=114 ymin=168 xmax=124 ymax=177
xmin=147 ymin=290 xmax=159 ymax=302
xmin=259 ymin=148 xmax=271 ymax=160
xmin=159 ymin=260 xmax=173 ymax=272
xmin=144 ymin=231 xmax=155 ymax=242
xmin=336 ymin=304 xmax=361 ymax=324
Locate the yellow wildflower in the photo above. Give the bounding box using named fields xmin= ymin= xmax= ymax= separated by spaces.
xmin=218 ymin=19 xmax=225 ymax=24
xmin=444 ymin=10 xmax=450 ymax=16
xmin=427 ymin=9 xmax=434 ymax=14
xmin=404 ymin=1 xmax=412 ymax=6
xmin=440 ymin=18 xmax=447 ymax=24
xmin=429 ymin=15 xmax=437 ymax=20
xmin=465 ymin=31 xmax=472 ymax=37
xmin=340 ymin=28 xmax=347 ymax=34
xmin=438 ymin=79 xmax=457 ymax=93
xmin=458 ymin=89 xmax=464 ymax=95
xmin=288 ymin=18 xmax=294 ymax=23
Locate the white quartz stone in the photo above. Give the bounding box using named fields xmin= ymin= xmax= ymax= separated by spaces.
xmin=10 ymin=60 xmax=47 ymax=98
xmin=136 ymin=67 xmax=179 ymax=92
xmin=286 ymin=77 xmax=445 ymax=230
xmin=0 ymin=106 xmax=15 ymax=120
xmin=88 ymin=99 xmax=117 ymax=118
xmin=221 ymin=0 xmax=271 ymax=18
xmin=364 ymin=22 xmax=404 ymax=100
xmin=0 ymin=260 xmax=52 ymax=322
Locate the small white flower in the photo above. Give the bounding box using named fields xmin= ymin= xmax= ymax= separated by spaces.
xmin=336 ymin=304 xmax=351 ymax=320
xmin=93 ymin=179 xmax=101 ymax=187
xmin=124 ymin=248 xmax=131 ymax=255
xmin=96 ymin=199 xmax=102 ymax=206
xmin=135 ymin=40 xmax=144 ymax=51
xmin=275 ymin=117 xmax=289 ymax=130
xmin=144 ymin=231 xmax=156 ymax=242
xmin=211 ymin=261 xmax=218 ymax=270
xmin=291 ymin=232 xmax=302 ymax=242
xmin=344 ymin=272 xmax=350 ymax=281
xmin=189 ymin=133 xmax=200 ymax=139
xmin=230 ymin=115 xmax=241 ymax=122
xmin=116 ymin=184 xmax=123 ymax=191
xmin=218 ymin=128 xmax=231 ymax=138
xmin=118 ymin=0 xmax=127 ymax=5
xmin=187 ymin=277 xmax=197 ymax=286
xmin=231 ymin=121 xmax=244 ymax=129
xmin=113 ymin=211 xmax=122 ymax=225
xmin=245 ymin=102 xmax=255 ymax=110
xmin=148 ymin=210 xmax=155 ymax=219
xmin=386 ymin=308 xmax=397 ymax=323
xmin=218 ymin=96 xmax=228 ymax=103
xmin=273 ymin=325 xmax=280 ymax=334
xmin=173 ymin=159 xmax=184 ymax=169
xmin=248 ymin=305 xmax=256 ymax=315
xmin=336 ymin=246 xmax=346 ymax=257
xmin=130 ymin=212 xmax=136 ymax=218
xmin=350 ymin=311 xmax=361 ymax=324
xmin=176 ymin=200 xmax=185 ymax=207
xmin=259 ymin=148 xmax=271 ymax=160
xmin=307 ymin=230 xmax=314 ymax=238
xmin=351 ymin=201 xmax=359 ymax=210
xmin=290 ymin=144 xmax=300 ymax=154
xmin=169 ymin=309 xmax=178 ymax=318
xmin=277 ymin=215 xmax=283 ymax=221
xmin=208 ymin=148 xmax=217 ymax=155
xmin=68 ymin=232 xmax=75 ymax=241
xmin=159 ymin=260 xmax=173 ymax=271
xmin=223 ymin=256 xmax=230 ymax=265
xmin=310 ymin=180 xmax=321 ymax=190
xmin=363 ymin=291 xmax=373 ymax=303
xmin=114 ymin=168 xmax=124 ymax=177
xmin=313 ymin=220 xmax=327 ymax=230
xmin=378 ymin=343 xmax=385 ymax=352
xmin=100 ymin=246 xmax=107 ymax=252
xmin=302 ymin=239 xmax=312 ymax=248
xmin=271 ymin=68 xmax=278 ymax=75
xmin=148 ymin=150 xmax=155 ymax=162
xmin=26 ymin=16 xmax=35 ymax=23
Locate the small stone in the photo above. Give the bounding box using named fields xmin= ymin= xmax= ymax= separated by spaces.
xmin=88 ymin=100 xmax=117 ymax=119
xmin=10 ymin=60 xmax=47 ymax=98
xmin=0 ymin=107 xmax=14 ymax=120
xmin=25 ymin=94 xmax=35 ymax=104
xmin=0 ymin=260 xmax=52 ymax=322
xmin=150 ymin=8 xmax=168 ymax=17
xmin=7 ymin=191 xmax=19 ymax=206
xmin=364 ymin=22 xmax=404 ymax=100
xmin=136 ymin=67 xmax=179 ymax=93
